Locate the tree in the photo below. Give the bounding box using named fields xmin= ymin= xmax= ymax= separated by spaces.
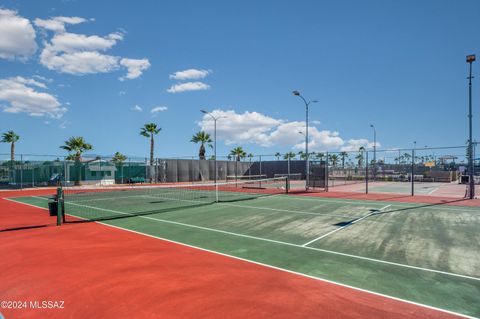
xmin=275 ymin=152 xmax=281 ymax=160
xmin=330 ymin=154 xmax=339 ymax=167
xmin=283 ymin=152 xmax=296 ymax=160
xmin=298 ymin=151 xmax=307 ymax=160
xmin=190 ymin=131 xmax=212 ymax=160
xmin=356 ymin=147 xmax=366 ymax=168
xmin=315 ymin=152 xmax=325 ymax=161
xmin=229 ymin=147 xmax=247 ymax=161
xmin=111 ymin=152 xmax=127 ymax=164
xmin=60 ymin=137 xmax=93 ymax=186
xmin=140 ymin=123 xmax=161 ymax=182
xmin=111 ymin=152 xmax=127 ymax=184
xmin=1 ymin=130 xmax=20 ymax=161
xmin=340 ymin=151 xmax=348 ymax=168
xmin=247 ymin=153 xmax=254 ymax=162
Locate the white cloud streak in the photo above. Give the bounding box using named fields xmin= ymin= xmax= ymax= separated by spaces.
xmin=131 ymin=105 xmax=142 ymax=112
xmin=167 ymin=82 xmax=210 ymax=93
xmin=0 ymin=76 xmax=66 ymax=118
xmin=199 ymin=109 xmax=376 ymax=151
xmin=169 ymin=69 xmax=210 ymax=80
xmin=0 ymin=9 xmax=37 ymax=60
xmin=119 ymin=58 xmax=151 ymax=80
xmin=150 ymin=106 xmax=167 ymax=113
xmin=35 ymin=16 xmax=150 ymax=79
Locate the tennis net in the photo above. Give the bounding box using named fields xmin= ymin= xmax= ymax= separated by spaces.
xmin=61 ymin=177 xmax=289 ymax=222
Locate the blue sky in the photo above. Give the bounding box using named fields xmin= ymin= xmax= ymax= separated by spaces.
xmin=0 ymin=0 xmax=478 ymax=159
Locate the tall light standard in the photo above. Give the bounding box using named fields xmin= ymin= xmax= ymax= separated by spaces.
xmin=370 ymin=124 xmax=376 ymax=180
xmin=467 ymin=54 xmax=476 ymax=199
xmin=200 ymin=110 xmax=225 ymax=185
xmin=293 ymin=90 xmax=318 ymax=190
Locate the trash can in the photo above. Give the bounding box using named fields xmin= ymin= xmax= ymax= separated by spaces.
xmin=48 ymin=200 xmax=58 ymax=216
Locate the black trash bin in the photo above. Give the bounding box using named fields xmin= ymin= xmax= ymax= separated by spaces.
xmin=48 ymin=200 xmax=58 ymax=216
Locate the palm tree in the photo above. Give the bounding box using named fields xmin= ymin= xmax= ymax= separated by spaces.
xmin=229 ymin=147 xmax=247 ymax=161
xmin=356 ymin=147 xmax=366 ymax=168
xmin=315 ymin=152 xmax=325 ymax=161
xmin=283 ymin=152 xmax=296 ymax=160
xmin=140 ymin=123 xmax=161 ymax=182
xmin=111 ymin=152 xmax=127 ymax=164
xmin=298 ymin=151 xmax=307 ymax=160
xmin=340 ymin=151 xmax=348 ymax=168
xmin=330 ymin=154 xmax=339 ymax=167
xmin=60 ymin=137 xmax=93 ymax=186
xmin=247 ymin=153 xmax=254 ymax=162
xmin=190 ymin=131 xmax=212 ymax=160
xmin=111 ymin=152 xmax=127 ymax=184
xmin=274 ymin=152 xmax=281 ymax=160
xmin=1 ymin=130 xmax=20 ymax=161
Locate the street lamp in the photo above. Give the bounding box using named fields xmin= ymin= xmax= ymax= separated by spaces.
xmin=293 ymin=90 xmax=318 ymax=190
xmin=200 ymin=110 xmax=225 ymax=185
xmin=370 ymin=124 xmax=376 ymax=180
xmin=467 ymin=54 xmax=476 ymax=199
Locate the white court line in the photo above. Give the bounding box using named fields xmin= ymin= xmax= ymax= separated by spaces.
xmin=4 ymin=197 xmax=477 ymax=319
xmin=30 ymin=197 xmax=478 ymax=283
xmin=277 ymin=194 xmax=480 ymax=212
xmin=302 ymin=205 xmax=392 ymax=247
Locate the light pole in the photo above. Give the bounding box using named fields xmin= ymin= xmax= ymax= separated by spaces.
xmin=200 ymin=110 xmax=225 ymax=185
xmin=370 ymin=124 xmax=376 ymax=180
xmin=467 ymin=54 xmax=476 ymax=199
xmin=293 ymin=90 xmax=318 ymax=190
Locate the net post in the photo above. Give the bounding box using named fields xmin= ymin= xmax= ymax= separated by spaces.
xmin=365 ymin=151 xmax=369 ymax=194
xmin=411 ymin=149 xmax=415 ymax=196
xmin=56 ymin=187 xmax=63 ymax=226
xmin=20 ymin=154 xmax=24 ymax=190
xmin=285 ymin=176 xmax=289 ymax=193
xmin=325 ymin=154 xmax=329 ymax=192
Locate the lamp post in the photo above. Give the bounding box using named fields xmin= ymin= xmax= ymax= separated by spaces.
xmin=200 ymin=110 xmax=224 ymax=185
xmin=370 ymin=124 xmax=376 ymax=180
xmin=293 ymin=90 xmax=318 ymax=190
xmin=467 ymin=54 xmax=476 ymax=199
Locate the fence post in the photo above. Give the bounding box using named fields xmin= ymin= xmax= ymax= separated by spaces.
xmin=259 ymin=155 xmax=262 ymax=176
xmin=365 ymin=151 xmax=369 ymax=194
xmin=20 ymin=154 xmax=23 ymax=190
xmin=325 ymin=152 xmax=329 ymax=192
xmin=411 ymin=149 xmax=415 ymax=196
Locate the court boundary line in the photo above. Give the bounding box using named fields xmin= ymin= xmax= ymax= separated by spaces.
xmin=2 ymin=196 xmax=476 ymax=319
xmin=302 ymin=205 xmax=392 ymax=246
xmin=27 ymin=196 xmax=479 ymax=282
xmin=280 ymin=194 xmax=479 ymax=212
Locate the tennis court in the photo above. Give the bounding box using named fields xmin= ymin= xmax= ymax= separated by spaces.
xmin=5 ymin=177 xmax=480 ymax=318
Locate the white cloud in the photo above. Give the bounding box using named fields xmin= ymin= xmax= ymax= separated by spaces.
xmin=119 ymin=58 xmax=151 ymax=80
xmin=34 ymin=16 xmax=87 ymax=33
xmin=340 ymin=139 xmax=381 ymax=152
xmin=0 ymin=76 xmax=66 ymax=118
xmin=167 ymin=81 xmax=210 ymax=93
xmin=35 ymin=17 xmax=149 ymax=79
xmin=199 ymin=109 xmax=376 ymax=151
xmin=169 ymin=69 xmax=210 ymax=80
xmin=150 ymin=106 xmax=167 ymax=113
xmin=0 ymin=9 xmax=37 ymax=60
xmin=40 ymin=49 xmax=119 ymax=75
xmin=131 ymin=104 xmax=142 ymax=112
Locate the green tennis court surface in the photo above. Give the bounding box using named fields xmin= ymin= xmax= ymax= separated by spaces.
xmin=10 ymin=188 xmax=480 ymax=318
